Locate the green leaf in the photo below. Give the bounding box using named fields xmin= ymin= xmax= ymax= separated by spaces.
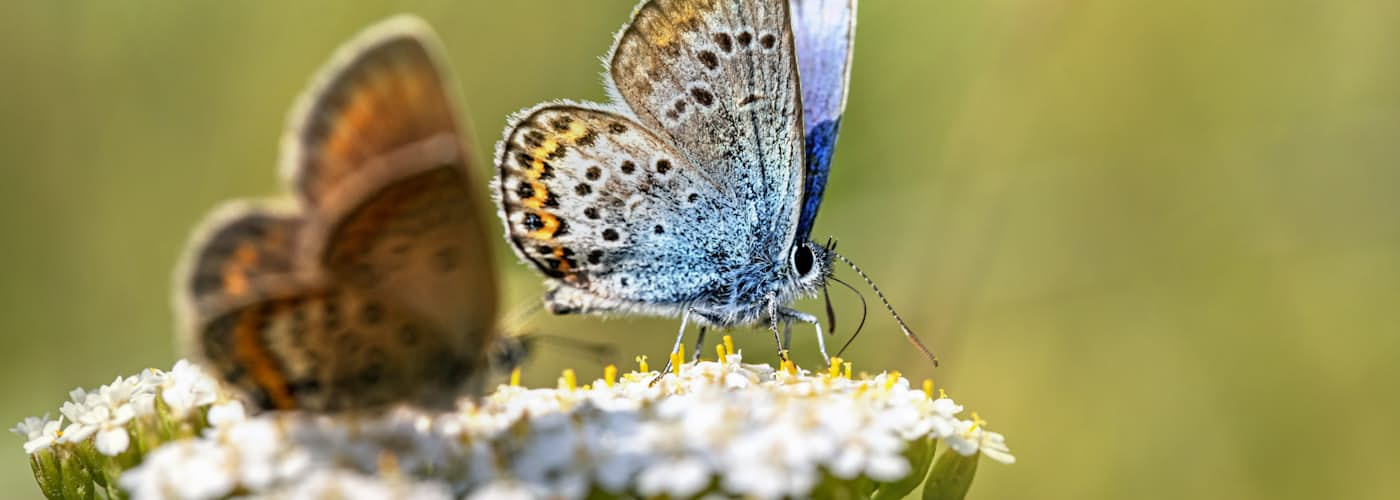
xmin=873 ymin=438 xmax=936 ymax=500
xmin=922 ymin=449 xmax=979 ymax=500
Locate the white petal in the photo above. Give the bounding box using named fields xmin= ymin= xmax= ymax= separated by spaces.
xmin=96 ymin=425 xmax=131 ymax=456
xmin=207 ymin=400 xmax=246 ymax=427
xmin=23 ymin=436 xmax=55 ymax=455
xmin=467 ymin=481 xmax=536 ymax=500
xmin=829 ymin=447 xmax=866 ymax=479
xmin=866 ymin=453 xmax=911 ymax=482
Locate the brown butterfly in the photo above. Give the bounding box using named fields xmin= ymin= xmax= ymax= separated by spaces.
xmin=173 ymin=16 xmax=503 ymax=412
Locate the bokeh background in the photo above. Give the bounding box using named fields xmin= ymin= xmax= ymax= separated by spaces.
xmin=2 ymin=1 xmax=1397 ymax=498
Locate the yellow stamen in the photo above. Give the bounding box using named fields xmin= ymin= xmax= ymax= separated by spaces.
xmin=939 ymin=388 xmax=949 ymax=399
xmin=604 ymin=364 xmax=617 ymax=388
xmin=723 ymin=335 xmax=735 ymax=356
xmin=782 ymin=359 xmax=797 ymax=376
xmin=582 ymin=384 xmax=592 ymax=391
xmin=670 ymin=348 xmax=682 ymax=375
xmin=843 ymin=361 xmax=852 ymax=380
xmin=716 ymin=343 xmax=727 ymax=364
xmin=509 ymin=367 xmax=521 ymax=387
xmin=828 ymin=357 xmax=843 ymax=378
xmin=969 ymin=412 xmax=986 ymax=433
xmin=923 ymin=379 xmax=934 ymax=400
xmin=636 ymin=355 xmax=649 ymax=373
xmin=561 ymin=369 xmax=577 ymax=391
xmin=885 ymin=370 xmax=902 ymax=390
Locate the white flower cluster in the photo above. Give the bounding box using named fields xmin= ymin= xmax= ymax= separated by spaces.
xmin=10 ymin=360 xmax=224 ymax=459
xmin=97 ymin=350 xmax=1013 ymax=499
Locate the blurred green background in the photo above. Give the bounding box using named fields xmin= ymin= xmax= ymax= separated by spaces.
xmin=2 ymin=1 xmax=1397 ymax=498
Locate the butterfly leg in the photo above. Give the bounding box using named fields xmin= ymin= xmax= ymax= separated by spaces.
xmin=782 ymin=321 xmax=793 ymax=355
xmin=768 ymin=300 xmax=790 ymax=363
xmin=780 ymin=308 xmax=830 ymax=366
xmin=690 ymin=327 xmax=708 ymax=363
xmin=652 ymin=308 xmax=694 ymax=384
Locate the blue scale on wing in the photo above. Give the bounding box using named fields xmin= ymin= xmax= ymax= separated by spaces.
xmin=790 ymin=0 xmax=856 ymax=241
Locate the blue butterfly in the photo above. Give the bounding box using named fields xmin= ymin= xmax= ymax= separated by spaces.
xmin=494 ymin=0 xmax=935 ymax=366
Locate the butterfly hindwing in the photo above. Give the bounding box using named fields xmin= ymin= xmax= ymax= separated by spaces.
xmin=608 ymin=0 xmax=806 ymax=249
xmin=790 ymin=0 xmax=855 ymax=240
xmin=497 ymin=105 xmax=733 ymax=307
xmin=307 ymin=148 xmax=498 ymax=363
xmin=179 ymin=203 xmax=306 ymax=320
xmin=196 ymin=283 xmax=479 ymax=411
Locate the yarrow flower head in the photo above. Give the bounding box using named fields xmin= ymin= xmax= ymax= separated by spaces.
xmin=14 ymin=341 xmax=1014 ymax=499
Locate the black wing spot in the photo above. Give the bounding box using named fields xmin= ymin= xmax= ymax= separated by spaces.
xmin=575 ymin=128 xmax=598 ymax=147
xmin=587 ymin=250 xmax=604 ymax=265
xmin=714 ymin=33 xmax=733 ymax=53
xmin=550 ymin=115 xmax=573 ymax=132
xmin=690 ymin=88 xmax=714 ymax=107
xmin=323 ymin=299 xmax=341 ymax=330
xmin=760 ymin=34 xmax=777 ymax=49
xmin=620 ymin=160 xmax=637 ymax=174
xmin=602 ymin=228 xmax=620 ymax=241
xmin=286 ymin=379 xmax=321 ymax=396
xmin=434 ymin=245 xmax=461 ymax=272
xmin=653 ymin=225 xmax=665 ymax=234
xmin=609 ymin=122 xmax=628 ymax=134
xmin=585 ymin=165 xmax=602 ymax=180
xmin=737 ymin=31 xmax=753 ymax=47
xmin=698 ymin=50 xmax=719 ymax=70
xmin=575 ymin=183 xmax=593 ymax=196
xmin=397 ymin=324 xmax=420 ymax=345
xmin=688 ymin=193 xmax=700 ymax=203
xmin=655 ymin=159 xmax=672 ymax=174
xmin=523 ymin=213 xmax=545 ymax=231
xmin=360 ymin=301 xmax=384 ymax=325
xmin=584 ymin=207 xmax=600 ymax=219
xmin=515 ymin=182 xmax=535 ymax=199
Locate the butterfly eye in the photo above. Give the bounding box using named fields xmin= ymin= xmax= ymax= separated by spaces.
xmin=793 ymin=244 xmax=816 ymax=278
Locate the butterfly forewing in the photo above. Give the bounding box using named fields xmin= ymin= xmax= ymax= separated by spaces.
xmin=282 ymin=20 xmax=461 ymax=211
xmin=609 ymin=0 xmax=805 ymax=247
xmin=790 ymin=0 xmax=856 ymax=240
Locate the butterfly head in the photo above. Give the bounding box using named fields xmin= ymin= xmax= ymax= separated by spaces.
xmin=781 ymin=239 xmax=834 ymax=302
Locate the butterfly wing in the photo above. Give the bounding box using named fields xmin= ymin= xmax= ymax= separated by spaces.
xmin=180 ymin=208 xmax=478 ymax=411
xmin=281 ymin=16 xmax=462 ymax=212
xmin=790 ymin=0 xmax=856 ymax=240
xmin=177 ymin=16 xmax=497 ymax=411
xmin=608 ymin=0 xmax=806 ymax=253
xmin=285 ymin=15 xmax=497 ymax=349
xmin=496 ymin=105 xmax=730 ymax=309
